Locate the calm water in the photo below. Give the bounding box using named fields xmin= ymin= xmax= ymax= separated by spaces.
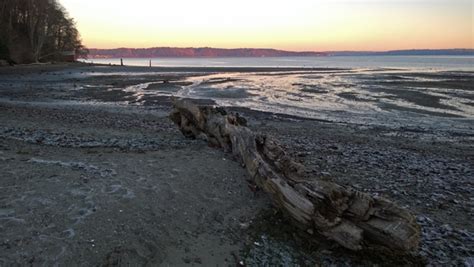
xmin=83 ymin=56 xmax=474 ymax=70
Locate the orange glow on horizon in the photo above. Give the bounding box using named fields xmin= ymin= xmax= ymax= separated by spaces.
xmin=60 ymin=0 xmax=473 ymax=51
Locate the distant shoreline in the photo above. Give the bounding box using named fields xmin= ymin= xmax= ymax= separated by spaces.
xmin=87 ymin=54 xmax=474 ymax=60
xmin=88 ymin=48 xmax=474 ymax=59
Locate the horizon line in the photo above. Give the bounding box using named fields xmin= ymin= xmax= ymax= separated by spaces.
xmin=87 ymin=47 xmax=474 ymax=53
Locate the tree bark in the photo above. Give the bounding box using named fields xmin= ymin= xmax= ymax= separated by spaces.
xmin=170 ymin=98 xmax=421 ymax=253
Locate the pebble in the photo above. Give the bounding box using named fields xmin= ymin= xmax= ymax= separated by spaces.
xmin=464 ymin=257 xmax=474 ymax=267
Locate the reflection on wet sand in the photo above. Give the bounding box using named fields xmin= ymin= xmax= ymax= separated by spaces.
xmin=1 ymin=66 xmax=473 ymax=135
xmin=167 ymin=69 xmax=474 ymax=129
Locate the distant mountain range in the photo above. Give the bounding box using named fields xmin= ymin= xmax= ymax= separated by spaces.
xmin=327 ymin=49 xmax=474 ymax=56
xmin=88 ymin=47 xmax=326 ymax=58
xmin=88 ymin=47 xmax=474 ymax=58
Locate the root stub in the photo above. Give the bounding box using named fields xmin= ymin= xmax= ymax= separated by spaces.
xmin=170 ymin=98 xmax=420 ymax=253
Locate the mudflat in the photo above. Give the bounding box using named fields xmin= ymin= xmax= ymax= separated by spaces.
xmin=0 ymin=64 xmax=473 ymax=265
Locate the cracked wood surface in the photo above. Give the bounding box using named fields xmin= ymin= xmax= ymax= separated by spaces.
xmin=170 ymin=99 xmax=420 ymax=252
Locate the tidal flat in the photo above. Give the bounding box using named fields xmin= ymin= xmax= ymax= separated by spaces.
xmin=0 ymin=64 xmax=473 ymax=265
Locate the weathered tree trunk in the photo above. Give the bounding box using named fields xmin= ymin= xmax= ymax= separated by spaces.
xmin=170 ymin=98 xmax=420 ymax=252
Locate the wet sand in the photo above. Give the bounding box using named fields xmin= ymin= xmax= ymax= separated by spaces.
xmin=0 ymin=64 xmax=473 ymax=266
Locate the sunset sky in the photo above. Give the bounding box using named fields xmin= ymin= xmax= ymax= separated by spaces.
xmin=60 ymin=0 xmax=473 ymax=51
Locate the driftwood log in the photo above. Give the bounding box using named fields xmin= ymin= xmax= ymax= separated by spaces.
xmin=170 ymin=99 xmax=420 ymax=252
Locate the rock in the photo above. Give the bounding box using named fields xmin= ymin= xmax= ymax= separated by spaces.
xmin=465 ymin=257 xmax=474 ymax=267
xmin=239 ymin=222 xmax=250 ymax=230
xmin=442 ymin=224 xmax=453 ymax=234
xmin=212 ymin=211 xmax=224 ymax=224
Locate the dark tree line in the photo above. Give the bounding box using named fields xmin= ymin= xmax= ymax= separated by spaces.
xmin=0 ymin=0 xmax=88 ymax=63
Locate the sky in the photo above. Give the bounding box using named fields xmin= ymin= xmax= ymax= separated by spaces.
xmin=60 ymin=0 xmax=473 ymax=51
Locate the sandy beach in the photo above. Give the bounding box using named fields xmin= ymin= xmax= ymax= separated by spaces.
xmin=0 ymin=63 xmax=473 ymax=266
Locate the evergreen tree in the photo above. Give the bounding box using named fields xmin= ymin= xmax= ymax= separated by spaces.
xmin=0 ymin=0 xmax=87 ymax=63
